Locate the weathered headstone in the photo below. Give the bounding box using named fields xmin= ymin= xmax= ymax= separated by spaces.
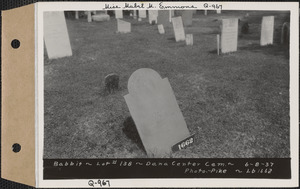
xmin=260 ymin=16 xmax=274 ymax=46
xmin=216 ymin=10 xmax=221 ymax=14
xmin=133 ymin=10 xmax=137 ymax=19
xmin=172 ymin=16 xmax=186 ymax=42
xmin=115 ymin=10 xmax=123 ymax=19
xmin=87 ymin=11 xmax=92 ymax=22
xmin=157 ymin=10 xmax=171 ymax=28
xmin=44 ymin=11 xmax=72 ymax=59
xmin=281 ymin=22 xmax=290 ymax=45
xmin=204 ymin=10 xmax=207 ymax=16
xmin=124 ymin=68 xmax=192 ymax=157
xmin=185 ymin=34 xmax=193 ymax=46
xmin=158 ymin=24 xmax=165 ymax=34
xmin=117 ymin=19 xmax=131 ymax=33
xmin=104 ymin=73 xmax=119 ymax=93
xmin=139 ymin=10 xmax=147 ymax=18
xmin=182 ymin=10 xmax=193 ymax=26
xmin=75 ymin=11 xmax=79 ymax=19
xmin=149 ymin=10 xmax=158 ymax=24
xmin=92 ymin=14 xmax=110 ymax=22
xmin=221 ymin=18 xmax=238 ymax=53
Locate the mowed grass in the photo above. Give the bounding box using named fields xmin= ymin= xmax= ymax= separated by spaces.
xmin=44 ymin=10 xmax=290 ymax=158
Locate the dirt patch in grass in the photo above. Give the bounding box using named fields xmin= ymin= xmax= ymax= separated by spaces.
xmin=44 ymin=10 xmax=290 ymax=158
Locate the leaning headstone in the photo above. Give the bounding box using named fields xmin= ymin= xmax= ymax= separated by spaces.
xmin=221 ymin=18 xmax=238 ymax=53
xmin=117 ymin=19 xmax=131 ymax=33
xmin=139 ymin=10 xmax=147 ymax=18
xmin=158 ymin=24 xmax=165 ymax=34
xmin=87 ymin=11 xmax=92 ymax=22
xmin=172 ymin=16 xmax=186 ymax=42
xmin=260 ymin=16 xmax=274 ymax=46
xmin=186 ymin=34 xmax=193 ymax=45
xmin=124 ymin=68 xmax=192 ymax=157
xmin=44 ymin=11 xmax=72 ymax=59
xmin=157 ymin=10 xmax=171 ymax=28
xmin=104 ymin=73 xmax=119 ymax=93
xmin=182 ymin=10 xmax=193 ymax=26
xmin=149 ymin=10 xmax=158 ymax=24
xmin=115 ymin=10 xmax=123 ymax=19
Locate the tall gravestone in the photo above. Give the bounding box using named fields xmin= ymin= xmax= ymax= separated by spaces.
xmin=117 ymin=19 xmax=131 ymax=33
xmin=115 ymin=10 xmax=123 ymax=19
xmin=139 ymin=10 xmax=147 ymax=18
xmin=172 ymin=16 xmax=186 ymax=42
xmin=157 ymin=10 xmax=171 ymax=28
xmin=87 ymin=11 xmax=92 ymax=22
xmin=124 ymin=68 xmax=192 ymax=157
xmin=182 ymin=10 xmax=193 ymax=26
xmin=260 ymin=16 xmax=274 ymax=46
xmin=75 ymin=11 xmax=79 ymax=19
xmin=221 ymin=18 xmax=238 ymax=53
xmin=149 ymin=10 xmax=158 ymax=24
xmin=44 ymin=11 xmax=72 ymax=59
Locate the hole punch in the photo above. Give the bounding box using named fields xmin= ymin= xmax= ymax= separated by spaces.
xmin=12 ymin=143 xmax=21 ymax=153
xmin=11 ymin=39 xmax=20 ymax=49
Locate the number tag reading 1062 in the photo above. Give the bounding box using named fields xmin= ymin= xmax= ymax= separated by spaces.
xmin=172 ymin=134 xmax=195 ymax=152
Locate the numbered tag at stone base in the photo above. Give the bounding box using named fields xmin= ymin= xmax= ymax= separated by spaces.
xmin=172 ymin=133 xmax=195 ymax=152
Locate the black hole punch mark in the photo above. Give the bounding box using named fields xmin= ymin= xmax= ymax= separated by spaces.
xmin=11 ymin=39 xmax=20 ymax=49
xmin=12 ymin=143 xmax=21 ymax=153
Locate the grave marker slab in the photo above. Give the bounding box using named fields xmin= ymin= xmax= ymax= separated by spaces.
xmin=157 ymin=10 xmax=171 ymax=28
xmin=216 ymin=10 xmax=221 ymax=14
xmin=139 ymin=10 xmax=147 ymax=18
xmin=221 ymin=18 xmax=238 ymax=53
xmin=149 ymin=10 xmax=158 ymax=24
xmin=87 ymin=11 xmax=92 ymax=22
xmin=117 ymin=19 xmax=131 ymax=33
xmin=260 ymin=16 xmax=274 ymax=46
xmin=115 ymin=10 xmax=123 ymax=19
xmin=124 ymin=68 xmax=191 ymax=157
xmin=169 ymin=10 xmax=175 ymax=22
xmin=75 ymin=11 xmax=79 ymax=19
xmin=158 ymin=24 xmax=165 ymax=34
xmin=186 ymin=34 xmax=193 ymax=45
xmin=172 ymin=16 xmax=186 ymax=42
xmin=44 ymin=11 xmax=72 ymax=59
xmin=182 ymin=10 xmax=193 ymax=26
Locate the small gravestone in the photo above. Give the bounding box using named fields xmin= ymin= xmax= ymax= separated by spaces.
xmin=157 ymin=10 xmax=171 ymax=28
xmin=139 ymin=10 xmax=147 ymax=18
xmin=44 ymin=11 xmax=72 ymax=59
xmin=186 ymin=34 xmax=193 ymax=45
xmin=216 ymin=10 xmax=221 ymax=14
xmin=149 ymin=10 xmax=158 ymax=24
xmin=281 ymin=22 xmax=289 ymax=45
xmin=117 ymin=19 xmax=131 ymax=33
xmin=133 ymin=10 xmax=137 ymax=19
xmin=104 ymin=73 xmax=119 ymax=93
xmin=87 ymin=11 xmax=92 ymax=22
xmin=260 ymin=16 xmax=274 ymax=46
xmin=241 ymin=21 xmax=249 ymax=34
xmin=221 ymin=18 xmax=238 ymax=53
xmin=124 ymin=68 xmax=193 ymax=157
xmin=92 ymin=14 xmax=110 ymax=22
xmin=172 ymin=16 xmax=186 ymax=42
xmin=115 ymin=10 xmax=123 ymax=19
xmin=75 ymin=11 xmax=79 ymax=19
xmin=182 ymin=10 xmax=193 ymax=26
xmin=204 ymin=10 xmax=207 ymax=16
xmin=158 ymin=24 xmax=165 ymax=34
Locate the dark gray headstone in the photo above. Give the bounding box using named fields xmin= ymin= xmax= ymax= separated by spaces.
xmin=157 ymin=10 xmax=171 ymax=28
xmin=182 ymin=10 xmax=193 ymax=26
xmin=104 ymin=73 xmax=119 ymax=93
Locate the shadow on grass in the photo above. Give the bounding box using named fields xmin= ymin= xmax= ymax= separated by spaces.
xmin=239 ymin=43 xmax=289 ymax=59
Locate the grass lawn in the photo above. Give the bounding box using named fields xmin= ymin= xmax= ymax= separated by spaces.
xmin=44 ymin=10 xmax=290 ymax=158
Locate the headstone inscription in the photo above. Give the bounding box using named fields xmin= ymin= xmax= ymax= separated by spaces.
xmin=182 ymin=10 xmax=193 ymax=26
xmin=139 ymin=10 xmax=147 ymax=18
xmin=115 ymin=10 xmax=123 ymax=19
xmin=260 ymin=16 xmax=274 ymax=46
xmin=172 ymin=16 xmax=186 ymax=42
xmin=158 ymin=24 xmax=165 ymax=34
xmin=149 ymin=10 xmax=158 ymax=24
xmin=44 ymin=11 xmax=72 ymax=59
xmin=124 ymin=68 xmax=192 ymax=157
xmin=117 ymin=19 xmax=131 ymax=33
xmin=221 ymin=18 xmax=238 ymax=53
xmin=186 ymin=34 xmax=193 ymax=46
xmin=157 ymin=10 xmax=171 ymax=28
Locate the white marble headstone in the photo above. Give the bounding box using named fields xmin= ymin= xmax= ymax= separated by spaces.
xmin=124 ymin=68 xmax=191 ymax=157
xmin=221 ymin=18 xmax=238 ymax=53
xmin=139 ymin=10 xmax=147 ymax=18
xmin=158 ymin=24 xmax=165 ymax=34
xmin=115 ymin=10 xmax=123 ymax=19
xmin=149 ymin=10 xmax=158 ymax=24
xmin=117 ymin=19 xmax=131 ymax=33
xmin=44 ymin=11 xmax=72 ymax=59
xmin=186 ymin=34 xmax=193 ymax=46
xmin=260 ymin=16 xmax=274 ymax=46
xmin=172 ymin=16 xmax=186 ymax=42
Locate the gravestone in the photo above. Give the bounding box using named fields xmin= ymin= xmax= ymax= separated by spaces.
xmin=115 ymin=10 xmax=123 ymax=19
xmin=117 ymin=19 xmax=131 ymax=33
xmin=133 ymin=10 xmax=137 ymax=19
xmin=204 ymin=10 xmax=207 ymax=16
xmin=139 ymin=10 xmax=147 ymax=18
xmin=104 ymin=73 xmax=119 ymax=93
xmin=172 ymin=16 xmax=186 ymax=42
xmin=216 ymin=10 xmax=221 ymax=14
xmin=92 ymin=14 xmax=110 ymax=22
xmin=157 ymin=10 xmax=171 ymax=28
xmin=169 ymin=10 xmax=175 ymax=22
xmin=75 ymin=11 xmax=79 ymax=19
xmin=149 ymin=10 xmax=158 ymax=24
xmin=221 ymin=18 xmax=238 ymax=53
xmin=158 ymin=24 xmax=165 ymax=34
xmin=87 ymin=11 xmax=92 ymax=22
xmin=281 ymin=22 xmax=289 ymax=45
xmin=124 ymin=68 xmax=192 ymax=157
xmin=260 ymin=16 xmax=274 ymax=46
xmin=186 ymin=34 xmax=193 ymax=46
xmin=182 ymin=10 xmax=193 ymax=26
xmin=44 ymin=11 xmax=72 ymax=59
